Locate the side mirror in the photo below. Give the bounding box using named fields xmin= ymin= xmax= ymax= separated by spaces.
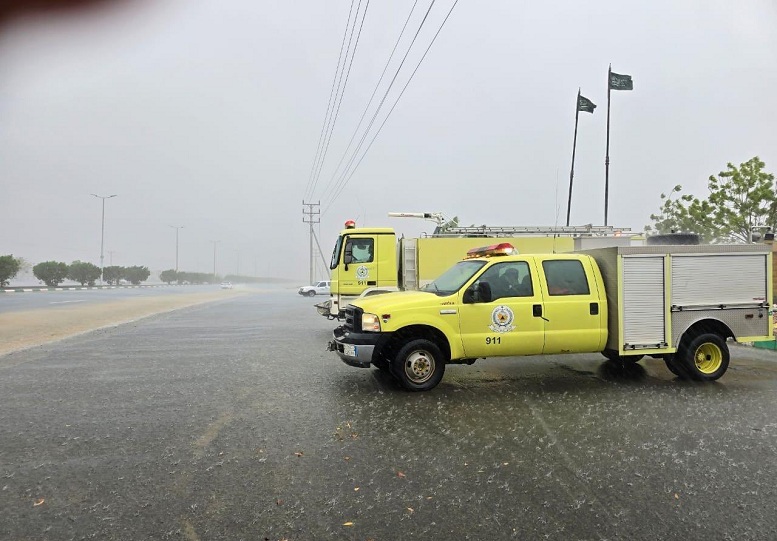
xmin=464 ymin=281 xmax=492 ymax=304
xmin=463 ymin=287 xmax=474 ymax=304
xmin=478 ymin=281 xmax=493 ymax=303
xmin=343 ymin=245 xmax=353 ymax=270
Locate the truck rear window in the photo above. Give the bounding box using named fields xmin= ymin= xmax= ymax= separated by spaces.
xmin=542 ymin=260 xmax=590 ymax=296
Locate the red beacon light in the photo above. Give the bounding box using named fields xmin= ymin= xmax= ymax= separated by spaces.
xmin=465 ymin=242 xmax=517 ymax=259
xmin=344 ymin=219 xmax=356 ymax=229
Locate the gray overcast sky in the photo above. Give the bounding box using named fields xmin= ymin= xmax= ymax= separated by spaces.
xmin=2 ymin=0 xmax=776 ymax=282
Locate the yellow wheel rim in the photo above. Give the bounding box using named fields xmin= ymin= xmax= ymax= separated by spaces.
xmin=694 ymin=343 xmax=723 ymax=374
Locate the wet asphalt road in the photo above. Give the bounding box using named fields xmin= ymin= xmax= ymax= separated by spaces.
xmin=2 ymin=291 xmax=777 ymax=540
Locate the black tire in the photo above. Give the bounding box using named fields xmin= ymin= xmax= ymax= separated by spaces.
xmin=602 ymin=350 xmax=644 ymax=364
xmin=663 ymin=356 xmax=686 ymax=378
xmin=677 ymin=333 xmax=729 ymax=381
xmin=391 ymin=339 xmax=446 ymax=391
xmin=373 ymin=356 xmax=391 ymax=373
xmin=306 ymin=290 xmax=316 ymax=297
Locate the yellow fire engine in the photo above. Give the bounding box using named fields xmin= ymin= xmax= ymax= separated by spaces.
xmin=318 ymin=213 xmax=638 ymax=320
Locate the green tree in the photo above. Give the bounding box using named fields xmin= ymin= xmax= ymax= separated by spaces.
xmin=102 ymin=266 xmax=124 ymax=285
xmin=0 ymin=255 xmax=22 ymax=287
xmin=646 ymin=157 xmax=776 ymax=243
xmin=33 ymin=261 xmax=69 ymax=287
xmin=67 ymin=260 xmax=102 ymax=286
xmin=160 ymin=269 xmax=177 ymax=284
xmin=124 ymin=265 xmax=150 ymax=285
xmin=645 ymin=185 xmax=716 ymax=242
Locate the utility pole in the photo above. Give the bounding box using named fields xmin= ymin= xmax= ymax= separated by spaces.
xmin=302 ymin=201 xmax=320 ymax=284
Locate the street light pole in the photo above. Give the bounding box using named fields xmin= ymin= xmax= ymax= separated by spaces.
xmin=91 ymin=193 xmax=117 ymax=284
xmin=211 ymin=240 xmax=220 ymax=281
xmin=169 ymin=225 xmax=184 ymax=276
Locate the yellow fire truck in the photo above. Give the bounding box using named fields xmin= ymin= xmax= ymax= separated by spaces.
xmin=328 ymin=242 xmax=773 ymax=391
xmin=317 ymin=213 xmax=637 ymax=320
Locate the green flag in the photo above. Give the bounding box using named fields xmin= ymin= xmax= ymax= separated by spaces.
xmin=609 ymin=71 xmax=633 ymax=90
xmin=577 ymin=94 xmax=596 ymax=113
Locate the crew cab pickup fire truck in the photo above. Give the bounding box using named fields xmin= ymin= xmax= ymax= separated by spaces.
xmin=329 ymin=242 xmax=772 ymax=391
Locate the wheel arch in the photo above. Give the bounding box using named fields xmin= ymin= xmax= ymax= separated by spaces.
xmin=377 ymin=324 xmax=452 ymax=363
xmin=676 ymin=318 xmax=734 ymax=350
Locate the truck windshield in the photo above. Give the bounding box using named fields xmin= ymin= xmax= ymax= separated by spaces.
xmin=422 ymin=260 xmax=486 ymax=296
xmin=329 ymin=236 xmax=343 ymax=270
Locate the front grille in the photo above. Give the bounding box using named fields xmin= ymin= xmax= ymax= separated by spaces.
xmin=344 ymin=306 xmax=362 ymax=332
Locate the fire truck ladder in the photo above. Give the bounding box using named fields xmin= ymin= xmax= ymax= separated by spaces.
xmin=435 ymin=225 xmax=633 ymax=237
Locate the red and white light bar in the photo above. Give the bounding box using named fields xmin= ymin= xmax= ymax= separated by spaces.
xmin=465 ymin=242 xmax=517 ymax=259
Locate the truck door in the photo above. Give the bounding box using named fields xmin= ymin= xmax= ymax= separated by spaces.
xmin=337 ymin=235 xmax=378 ymax=297
xmin=538 ymin=257 xmax=604 ymax=354
xmin=457 ymin=260 xmax=545 ymax=358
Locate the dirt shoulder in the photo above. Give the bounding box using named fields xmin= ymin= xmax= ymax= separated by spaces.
xmin=0 ymin=289 xmax=250 ymax=356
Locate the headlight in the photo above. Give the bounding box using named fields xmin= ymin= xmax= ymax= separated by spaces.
xmin=361 ymin=313 xmax=381 ymax=332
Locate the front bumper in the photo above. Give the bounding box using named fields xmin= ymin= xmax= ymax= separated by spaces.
xmin=328 ymin=325 xmax=389 ymax=368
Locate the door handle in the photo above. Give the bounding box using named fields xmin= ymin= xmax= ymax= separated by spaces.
xmin=533 ymin=304 xmax=549 ymax=322
xmin=590 ymin=302 xmax=599 ymax=315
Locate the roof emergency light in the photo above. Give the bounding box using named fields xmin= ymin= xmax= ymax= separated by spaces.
xmin=465 ymin=242 xmax=517 ymax=259
xmin=344 ymin=220 xmax=356 ymax=229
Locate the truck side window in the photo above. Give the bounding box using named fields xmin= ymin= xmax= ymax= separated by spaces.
xmin=347 ymin=238 xmax=374 ymax=263
xmin=542 ymin=260 xmax=590 ymax=296
xmin=477 ymin=262 xmax=532 ymax=301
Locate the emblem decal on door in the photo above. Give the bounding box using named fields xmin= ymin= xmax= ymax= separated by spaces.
xmin=356 ymin=265 xmax=369 ymax=279
xmin=489 ymin=305 xmax=515 ymax=333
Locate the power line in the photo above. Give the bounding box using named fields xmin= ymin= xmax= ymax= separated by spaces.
xmin=308 ymin=0 xmax=371 ymax=199
xmin=324 ymin=0 xmax=461 ymax=212
xmin=320 ymin=0 xmax=438 ymax=208
xmin=322 ymin=0 xmax=420 ymax=194
xmin=303 ymin=0 xmax=357 ymax=201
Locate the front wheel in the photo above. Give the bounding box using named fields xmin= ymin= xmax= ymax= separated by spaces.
xmin=677 ymin=333 xmax=729 ymax=381
xmin=306 ymin=290 xmax=316 ymax=297
xmin=392 ymin=339 xmax=446 ymax=391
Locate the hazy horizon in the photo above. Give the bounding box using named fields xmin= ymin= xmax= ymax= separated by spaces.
xmin=2 ymin=0 xmax=775 ymax=285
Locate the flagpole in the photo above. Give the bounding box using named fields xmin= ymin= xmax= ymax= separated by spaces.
xmin=604 ymin=64 xmax=612 ymax=226
xmin=566 ymin=89 xmax=581 ymax=227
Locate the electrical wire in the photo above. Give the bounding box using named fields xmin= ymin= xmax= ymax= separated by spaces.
xmin=324 ymin=0 xmax=461 ymax=213
xmin=303 ymin=0 xmax=356 ymax=201
xmin=308 ymin=0 xmax=371 ymax=199
xmin=320 ymin=0 xmax=438 ymax=207
xmin=322 ymin=0 xmax=420 ymax=194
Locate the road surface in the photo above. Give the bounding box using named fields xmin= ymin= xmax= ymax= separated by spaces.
xmin=1 ymin=291 xmax=776 ymax=540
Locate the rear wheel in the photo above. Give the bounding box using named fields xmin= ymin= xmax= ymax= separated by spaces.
xmin=677 ymin=333 xmax=729 ymax=381
xmin=392 ymin=339 xmax=446 ymax=391
xmin=663 ymin=355 xmax=686 ymax=378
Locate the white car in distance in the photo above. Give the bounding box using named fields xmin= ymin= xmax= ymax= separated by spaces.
xmin=298 ymin=280 xmax=330 ymax=297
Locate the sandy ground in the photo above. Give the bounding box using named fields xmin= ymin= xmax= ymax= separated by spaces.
xmin=0 ymin=289 xmax=249 ymax=356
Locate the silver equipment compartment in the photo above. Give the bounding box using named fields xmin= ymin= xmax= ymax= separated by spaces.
xmin=582 ymin=244 xmax=772 ymax=354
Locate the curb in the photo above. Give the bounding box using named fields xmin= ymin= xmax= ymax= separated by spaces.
xmin=2 ymin=285 xmax=171 ymax=293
